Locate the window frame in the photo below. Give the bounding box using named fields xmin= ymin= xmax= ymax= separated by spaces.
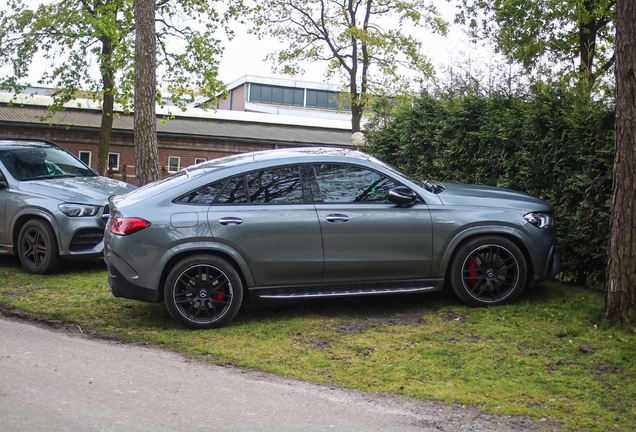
xmin=168 ymin=156 xmax=181 ymax=173
xmin=78 ymin=151 xmax=92 ymax=167
xmin=108 ymin=153 xmax=120 ymax=171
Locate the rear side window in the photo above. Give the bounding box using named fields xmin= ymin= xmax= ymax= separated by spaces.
xmin=246 ymin=166 xmax=305 ymax=204
xmin=217 ymin=176 xmax=248 ymax=204
xmin=176 ymin=166 xmax=309 ymax=205
xmin=175 ymin=181 xmax=225 ymax=205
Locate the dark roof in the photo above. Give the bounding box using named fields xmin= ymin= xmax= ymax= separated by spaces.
xmin=0 ymin=103 xmax=353 ymax=147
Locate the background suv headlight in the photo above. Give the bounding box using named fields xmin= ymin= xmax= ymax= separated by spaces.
xmin=58 ymin=203 xmax=101 ymax=217
xmin=524 ymin=212 xmax=554 ymax=229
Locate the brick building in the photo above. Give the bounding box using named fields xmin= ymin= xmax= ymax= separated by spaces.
xmin=0 ymin=91 xmax=353 ymax=184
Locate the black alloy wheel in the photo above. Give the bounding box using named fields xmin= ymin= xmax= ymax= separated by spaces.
xmin=164 ymin=255 xmax=243 ymax=329
xmin=449 ymin=236 xmax=527 ymax=306
xmin=17 ymin=219 xmax=62 ymax=274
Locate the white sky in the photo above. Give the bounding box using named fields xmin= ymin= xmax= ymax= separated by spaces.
xmin=2 ymin=0 xmax=493 ymax=90
xmin=215 ymin=1 xmax=488 ymax=85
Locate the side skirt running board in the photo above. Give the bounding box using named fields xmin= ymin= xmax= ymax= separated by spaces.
xmin=257 ymin=286 xmax=438 ymax=299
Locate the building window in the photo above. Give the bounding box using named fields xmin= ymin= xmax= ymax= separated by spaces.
xmin=195 ymin=158 xmax=206 ymax=164
xmin=78 ymin=151 xmax=92 ymax=167
xmin=168 ymin=156 xmax=181 ymax=173
xmin=249 ymin=84 xmax=304 ymax=107
xmin=306 ymin=90 xmax=342 ymax=110
xmin=108 ymin=153 xmax=120 ymax=171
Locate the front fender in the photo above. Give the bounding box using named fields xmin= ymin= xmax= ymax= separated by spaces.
xmin=434 ymin=225 xmax=529 ymax=278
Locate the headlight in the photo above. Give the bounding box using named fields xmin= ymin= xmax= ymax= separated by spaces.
xmin=58 ymin=203 xmax=101 ymax=217
xmin=524 ymin=212 xmax=554 ymax=229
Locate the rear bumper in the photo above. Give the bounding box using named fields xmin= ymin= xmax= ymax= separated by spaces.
xmin=105 ymin=251 xmax=161 ymax=303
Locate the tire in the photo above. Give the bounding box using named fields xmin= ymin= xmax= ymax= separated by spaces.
xmin=449 ymin=236 xmax=527 ymax=306
xmin=17 ymin=219 xmax=63 ymax=274
xmin=164 ymin=255 xmax=243 ymax=329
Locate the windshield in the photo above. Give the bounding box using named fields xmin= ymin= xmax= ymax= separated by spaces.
xmin=0 ymin=147 xmax=96 ymax=181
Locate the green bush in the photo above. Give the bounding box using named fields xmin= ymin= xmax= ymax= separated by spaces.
xmin=366 ymin=84 xmax=614 ymax=287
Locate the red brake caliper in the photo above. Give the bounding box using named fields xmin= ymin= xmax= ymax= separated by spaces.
xmin=467 ymin=257 xmax=478 ymax=288
xmin=213 ymin=287 xmax=226 ymax=303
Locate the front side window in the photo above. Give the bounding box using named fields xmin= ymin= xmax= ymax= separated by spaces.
xmin=246 ymin=166 xmax=305 ymax=204
xmin=313 ymin=164 xmax=400 ymax=203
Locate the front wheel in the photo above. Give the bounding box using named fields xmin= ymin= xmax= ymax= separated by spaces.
xmin=164 ymin=255 xmax=243 ymax=329
xmin=449 ymin=236 xmax=527 ymax=306
xmin=17 ymin=219 xmax=63 ymax=274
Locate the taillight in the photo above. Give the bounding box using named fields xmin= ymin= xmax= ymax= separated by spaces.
xmin=108 ymin=217 xmax=151 ymax=236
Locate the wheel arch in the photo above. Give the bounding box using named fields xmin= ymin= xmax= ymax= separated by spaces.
xmin=157 ymin=245 xmax=254 ymax=303
xmin=438 ymin=227 xmax=535 ymax=285
xmin=11 ymin=210 xmax=60 ymax=255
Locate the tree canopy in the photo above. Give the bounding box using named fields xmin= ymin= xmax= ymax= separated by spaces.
xmin=248 ymin=0 xmax=448 ymax=132
xmin=456 ymin=0 xmax=615 ymax=87
xmin=0 ymin=0 xmax=227 ymax=174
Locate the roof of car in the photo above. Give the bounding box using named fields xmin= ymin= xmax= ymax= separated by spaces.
xmin=0 ymin=138 xmax=59 ymax=151
xmin=193 ymin=147 xmax=371 ymax=171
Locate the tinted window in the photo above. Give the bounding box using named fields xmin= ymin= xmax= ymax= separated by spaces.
xmin=314 ymin=164 xmax=400 ymax=203
xmin=176 ymin=181 xmax=225 ymax=205
xmin=246 ymin=166 xmax=305 ymax=204
xmin=216 ymin=175 xmax=248 ymax=204
xmin=0 ymin=147 xmax=96 ymax=180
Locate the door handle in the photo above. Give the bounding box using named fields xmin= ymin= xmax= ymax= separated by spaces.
xmin=219 ymin=217 xmax=243 ymax=226
xmin=326 ymin=214 xmax=349 ymax=223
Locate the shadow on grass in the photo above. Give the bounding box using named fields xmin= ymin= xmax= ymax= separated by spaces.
xmin=234 ymin=288 xmax=463 ymax=326
xmin=0 ymin=255 xmax=106 ymax=274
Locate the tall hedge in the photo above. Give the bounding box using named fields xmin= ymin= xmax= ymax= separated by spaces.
xmin=366 ymin=85 xmax=615 ymax=287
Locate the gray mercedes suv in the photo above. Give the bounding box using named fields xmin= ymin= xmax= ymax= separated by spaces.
xmin=0 ymin=138 xmax=136 ymax=273
xmin=105 ymin=147 xmax=560 ymax=329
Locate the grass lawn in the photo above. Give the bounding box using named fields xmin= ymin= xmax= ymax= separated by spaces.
xmin=0 ymin=256 xmax=634 ymax=431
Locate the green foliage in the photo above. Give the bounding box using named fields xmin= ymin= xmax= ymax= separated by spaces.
xmin=456 ymin=0 xmax=616 ymax=87
xmin=0 ymin=0 xmax=227 ymax=111
xmin=247 ymin=0 xmax=448 ymax=131
xmin=0 ymin=260 xmax=634 ymax=430
xmin=366 ymin=83 xmax=614 ymax=287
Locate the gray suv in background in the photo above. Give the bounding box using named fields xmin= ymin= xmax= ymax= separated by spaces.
xmin=0 ymin=138 xmax=136 ymax=273
xmin=104 ymin=147 xmax=561 ymax=329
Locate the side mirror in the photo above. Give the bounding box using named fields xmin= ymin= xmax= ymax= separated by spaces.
xmin=387 ymin=186 xmax=418 ymax=206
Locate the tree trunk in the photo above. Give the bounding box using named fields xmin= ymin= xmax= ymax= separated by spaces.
xmin=605 ymin=0 xmax=636 ymax=330
xmin=97 ymin=40 xmax=115 ymax=176
xmin=134 ymin=0 xmax=159 ymax=187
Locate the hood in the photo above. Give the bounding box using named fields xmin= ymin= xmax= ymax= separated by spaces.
xmin=18 ymin=176 xmax=137 ymax=204
xmin=436 ymin=183 xmax=552 ymax=211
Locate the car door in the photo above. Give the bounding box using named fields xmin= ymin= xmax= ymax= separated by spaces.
xmin=207 ymin=165 xmax=323 ymax=287
xmin=311 ymin=163 xmax=433 ymax=283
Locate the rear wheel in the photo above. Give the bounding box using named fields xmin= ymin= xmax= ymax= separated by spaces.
xmin=449 ymin=236 xmax=527 ymax=306
xmin=17 ymin=219 xmax=63 ymax=274
xmin=164 ymin=255 xmax=243 ymax=329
